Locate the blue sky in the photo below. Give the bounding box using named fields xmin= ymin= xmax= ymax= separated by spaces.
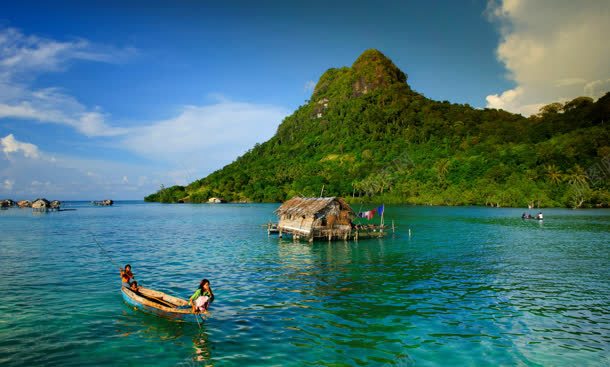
xmin=1 ymin=0 xmax=608 ymax=199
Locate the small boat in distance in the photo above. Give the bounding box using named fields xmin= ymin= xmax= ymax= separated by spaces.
xmin=522 ymin=212 xmax=544 ymax=221
xmin=121 ymin=286 xmax=200 ymax=321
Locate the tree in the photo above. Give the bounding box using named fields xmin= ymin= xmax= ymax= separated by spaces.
xmin=566 ymin=165 xmax=588 ymax=186
xmin=563 ymin=96 xmax=593 ymax=111
xmin=545 ymin=164 xmax=563 ymax=185
xmin=435 ymin=158 xmax=451 ymax=181
xmin=538 ymin=102 xmax=564 ymax=116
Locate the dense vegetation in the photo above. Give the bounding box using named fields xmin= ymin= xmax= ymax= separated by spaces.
xmin=145 ymin=49 xmax=610 ymax=208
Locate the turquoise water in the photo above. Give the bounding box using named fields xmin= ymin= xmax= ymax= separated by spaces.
xmin=1 ymin=202 xmax=609 ymax=366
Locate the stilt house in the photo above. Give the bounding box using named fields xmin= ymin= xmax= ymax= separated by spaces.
xmin=275 ymin=197 xmax=355 ymax=241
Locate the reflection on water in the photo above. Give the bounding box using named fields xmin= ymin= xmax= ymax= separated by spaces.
xmin=0 ymin=203 xmax=609 ymax=366
xmin=115 ymin=304 xmax=215 ymax=365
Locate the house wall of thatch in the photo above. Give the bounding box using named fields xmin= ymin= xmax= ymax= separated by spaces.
xmin=278 ymin=215 xmax=316 ymax=235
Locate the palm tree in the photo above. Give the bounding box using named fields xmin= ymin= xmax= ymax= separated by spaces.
xmin=544 ymin=164 xmax=563 ymax=184
xmin=566 ymin=165 xmax=588 ymax=186
xmin=436 ymin=158 xmax=451 ymax=181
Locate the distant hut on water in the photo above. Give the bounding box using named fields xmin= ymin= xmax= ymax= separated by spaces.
xmin=17 ymin=200 xmax=31 ymax=208
xmin=275 ymin=197 xmax=357 ymax=241
xmin=93 ymin=199 xmax=113 ymax=206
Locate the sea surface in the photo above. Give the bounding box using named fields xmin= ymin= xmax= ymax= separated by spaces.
xmin=0 ymin=202 xmax=609 ymax=366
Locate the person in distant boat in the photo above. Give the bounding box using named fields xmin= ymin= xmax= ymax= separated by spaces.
xmin=521 ymin=212 xmax=527 ymax=219
xmin=188 ymin=279 xmax=214 ymax=314
xmin=120 ymin=264 xmax=135 ymax=287
xmin=536 ymin=212 xmax=544 ymax=220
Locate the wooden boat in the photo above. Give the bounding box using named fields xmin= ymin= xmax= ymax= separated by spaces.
xmin=121 ymin=286 xmax=201 ymax=321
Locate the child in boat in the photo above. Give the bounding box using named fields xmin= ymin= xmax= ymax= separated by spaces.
xmin=188 ymin=279 xmax=214 ymax=314
xmin=120 ymin=264 xmax=134 ymax=287
xmin=130 ymin=281 xmax=140 ymax=293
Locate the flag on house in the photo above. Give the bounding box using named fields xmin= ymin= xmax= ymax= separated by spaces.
xmin=358 ymin=204 xmax=384 ymax=220
xmin=377 ymin=204 xmax=384 ymax=217
xmin=358 ymin=208 xmax=377 ymax=220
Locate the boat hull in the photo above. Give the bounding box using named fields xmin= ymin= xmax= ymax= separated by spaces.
xmin=121 ymin=287 xmax=201 ymax=322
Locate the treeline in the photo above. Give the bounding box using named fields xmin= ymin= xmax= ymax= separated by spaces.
xmin=145 ymin=49 xmax=610 ymax=208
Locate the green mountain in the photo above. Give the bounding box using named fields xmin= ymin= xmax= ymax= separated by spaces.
xmin=146 ymin=49 xmax=610 ymax=208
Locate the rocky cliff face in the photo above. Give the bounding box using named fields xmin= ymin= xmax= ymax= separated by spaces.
xmin=351 ymin=49 xmax=407 ymax=96
xmin=312 ymin=49 xmax=409 ymax=100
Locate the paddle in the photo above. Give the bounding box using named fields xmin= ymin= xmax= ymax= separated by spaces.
xmin=194 ymin=310 xmax=202 ymax=329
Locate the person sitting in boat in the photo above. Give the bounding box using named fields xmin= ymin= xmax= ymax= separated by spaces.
xmin=120 ymin=264 xmax=135 ymax=288
xmin=536 ymin=212 xmax=544 ymax=220
xmin=130 ymin=281 xmax=140 ymax=293
xmin=521 ymin=212 xmax=527 ymax=219
xmin=188 ymin=279 xmax=214 ymax=314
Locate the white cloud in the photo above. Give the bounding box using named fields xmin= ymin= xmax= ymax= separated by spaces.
xmin=122 ymin=99 xmax=288 ymax=168
xmin=0 ymin=139 xmax=163 ymax=199
xmin=0 ymin=96 xmax=289 ymax=198
xmin=0 ymin=27 xmax=132 ymax=136
xmin=486 ymin=0 xmax=610 ymax=115
xmin=0 ymin=27 xmax=134 ymax=76
xmin=1 ymin=134 xmax=40 ymax=159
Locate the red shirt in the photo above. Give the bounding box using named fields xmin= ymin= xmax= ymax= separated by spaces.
xmin=121 ymin=270 xmax=133 ymax=283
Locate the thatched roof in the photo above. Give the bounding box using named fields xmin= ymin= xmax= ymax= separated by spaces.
xmin=275 ymin=197 xmax=355 ymax=217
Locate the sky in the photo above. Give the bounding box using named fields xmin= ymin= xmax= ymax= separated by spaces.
xmin=0 ymin=0 xmax=608 ymax=200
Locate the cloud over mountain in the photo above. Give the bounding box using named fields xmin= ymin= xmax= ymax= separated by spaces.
xmin=486 ymin=0 xmax=610 ymax=115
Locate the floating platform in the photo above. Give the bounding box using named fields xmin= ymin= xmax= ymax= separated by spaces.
xmin=267 ymin=222 xmax=391 ymax=241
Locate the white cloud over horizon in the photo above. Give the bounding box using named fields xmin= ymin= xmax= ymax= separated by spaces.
xmin=485 ymin=0 xmax=610 ymax=115
xmin=122 ymin=100 xmax=288 ymax=164
xmin=0 ymin=95 xmax=289 ymax=199
xmin=0 ymin=133 xmax=163 ymax=200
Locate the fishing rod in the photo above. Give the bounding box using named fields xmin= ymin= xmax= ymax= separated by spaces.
xmin=91 ymin=234 xmax=121 ymax=270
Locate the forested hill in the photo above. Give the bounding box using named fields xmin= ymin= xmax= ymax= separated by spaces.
xmin=146 ymin=49 xmax=610 ymax=208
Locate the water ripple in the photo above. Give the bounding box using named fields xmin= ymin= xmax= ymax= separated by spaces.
xmin=0 ymin=203 xmax=609 ymax=366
